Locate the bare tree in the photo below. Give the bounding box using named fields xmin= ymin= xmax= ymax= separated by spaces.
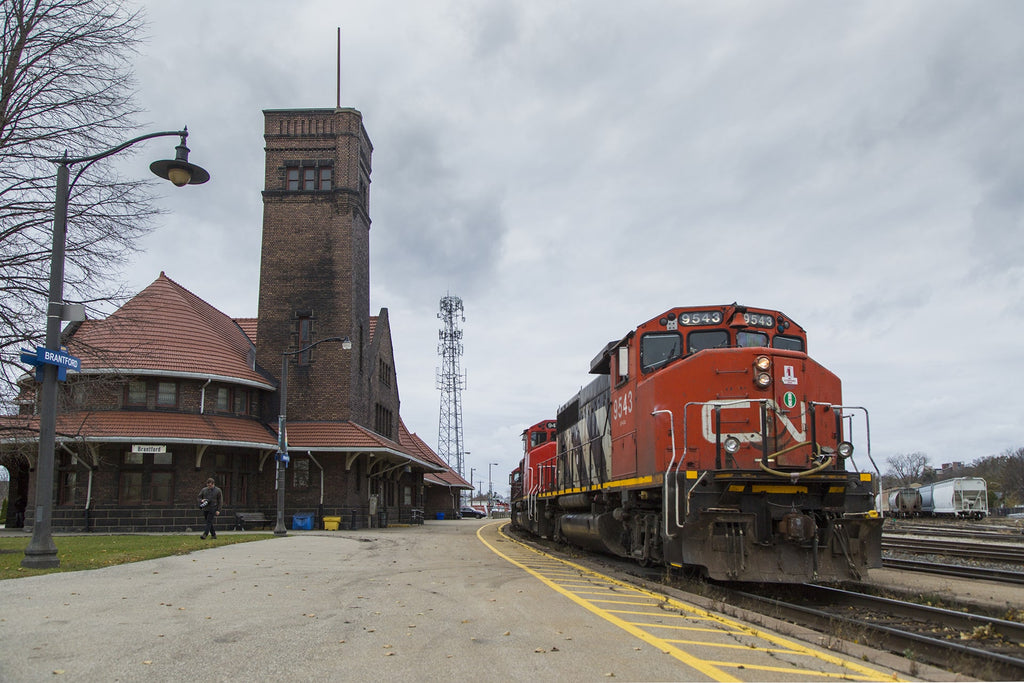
xmin=884 ymin=451 xmax=930 ymax=487
xmin=0 ymin=0 xmax=156 ymax=407
xmin=994 ymin=446 xmax=1024 ymax=507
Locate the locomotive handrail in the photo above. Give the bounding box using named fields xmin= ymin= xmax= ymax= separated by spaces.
xmin=803 ymin=403 xmax=880 ymax=481
xmin=651 ymin=409 xmax=678 ymax=539
xmin=679 ymin=399 xmax=768 ymax=536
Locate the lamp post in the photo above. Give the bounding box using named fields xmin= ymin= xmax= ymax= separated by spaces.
xmin=468 ymin=466 xmax=474 ymax=507
xmin=275 ymin=336 xmax=352 ymax=535
xmin=22 ymin=129 xmax=209 ymax=569
xmin=488 ymin=461 xmax=498 ymax=516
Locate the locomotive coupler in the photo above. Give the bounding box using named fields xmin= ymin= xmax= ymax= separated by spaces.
xmin=778 ymin=509 xmax=817 ymax=543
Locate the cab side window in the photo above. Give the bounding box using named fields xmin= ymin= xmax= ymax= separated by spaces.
xmin=641 ymin=332 xmax=682 ymax=372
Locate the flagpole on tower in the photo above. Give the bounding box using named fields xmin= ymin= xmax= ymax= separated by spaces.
xmin=336 ymin=27 xmax=341 ymax=109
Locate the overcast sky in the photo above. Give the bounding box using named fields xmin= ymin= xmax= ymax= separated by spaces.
xmin=115 ymin=1 xmax=1022 ymax=494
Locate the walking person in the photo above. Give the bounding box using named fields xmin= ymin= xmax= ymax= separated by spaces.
xmin=198 ymin=478 xmax=223 ymax=539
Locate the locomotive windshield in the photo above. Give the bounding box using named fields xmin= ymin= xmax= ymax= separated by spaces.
xmin=687 ymin=330 xmax=729 ymax=354
xmin=737 ymin=331 xmax=769 ymax=348
xmin=638 ymin=315 xmax=806 ymax=374
xmin=641 ymin=332 xmax=681 ymax=372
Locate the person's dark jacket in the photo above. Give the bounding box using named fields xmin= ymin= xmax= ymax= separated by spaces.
xmin=198 ymin=485 xmax=223 ymax=512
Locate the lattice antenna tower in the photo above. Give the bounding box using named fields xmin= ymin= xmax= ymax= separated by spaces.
xmin=436 ymin=294 xmax=467 ymax=476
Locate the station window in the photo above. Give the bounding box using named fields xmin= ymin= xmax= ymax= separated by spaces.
xmin=297 ymin=316 xmax=312 ymax=365
xmin=156 ymin=381 xmax=178 ymax=408
xmin=374 ymin=403 xmax=393 ymax=439
xmin=57 ymin=450 xmax=77 ymax=506
xmin=232 ymin=389 xmax=249 ymax=415
xmin=293 ymin=459 xmax=310 ymax=489
xmin=119 ymin=451 xmax=175 ymax=505
xmin=125 ymin=380 xmax=147 ymax=407
xmin=285 ymin=164 xmax=333 ymax=192
xmin=214 ymin=387 xmax=230 ymax=412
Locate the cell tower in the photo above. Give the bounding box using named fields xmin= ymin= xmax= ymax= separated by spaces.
xmin=436 ymin=294 xmax=466 ymax=477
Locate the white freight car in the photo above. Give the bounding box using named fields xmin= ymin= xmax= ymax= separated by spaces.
xmin=919 ymin=477 xmax=988 ymax=519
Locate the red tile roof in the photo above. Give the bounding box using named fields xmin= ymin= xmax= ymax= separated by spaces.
xmin=234 ymin=318 xmax=258 ymax=343
xmin=0 ymin=411 xmax=277 ymax=449
xmin=398 ymin=419 xmax=471 ymax=489
xmin=68 ymin=273 xmax=273 ymax=389
xmin=283 ymin=421 xmax=445 ymax=472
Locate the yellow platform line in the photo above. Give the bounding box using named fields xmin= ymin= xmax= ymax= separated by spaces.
xmin=480 ymin=522 xmax=901 ymax=682
xmin=706 ymin=660 xmax=888 ymax=681
xmin=631 ymin=622 xmax=742 ymax=634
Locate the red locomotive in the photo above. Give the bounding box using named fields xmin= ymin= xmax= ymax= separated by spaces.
xmin=509 ymin=304 xmax=882 ymax=583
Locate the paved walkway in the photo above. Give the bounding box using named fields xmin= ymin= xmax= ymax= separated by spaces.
xmin=0 ymin=522 xmax=959 ymax=682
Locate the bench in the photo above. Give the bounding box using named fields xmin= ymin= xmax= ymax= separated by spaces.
xmin=234 ymin=512 xmax=271 ymax=531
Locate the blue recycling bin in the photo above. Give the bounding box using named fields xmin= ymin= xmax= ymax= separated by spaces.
xmin=292 ymin=512 xmax=314 ymax=530
xmin=435 ymin=512 xmax=445 ymax=520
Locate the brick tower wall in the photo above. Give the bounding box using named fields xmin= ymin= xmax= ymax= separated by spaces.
xmin=256 ymin=108 xmax=373 ymax=424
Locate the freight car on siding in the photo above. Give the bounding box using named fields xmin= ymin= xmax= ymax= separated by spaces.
xmin=919 ymin=477 xmax=988 ymax=518
xmin=876 ymin=487 xmax=924 ymax=517
xmin=509 ymin=304 xmax=883 ymax=583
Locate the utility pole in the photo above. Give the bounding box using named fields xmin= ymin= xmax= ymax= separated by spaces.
xmin=436 ymin=294 xmax=467 ymax=481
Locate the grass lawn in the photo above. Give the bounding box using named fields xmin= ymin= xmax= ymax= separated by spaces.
xmin=0 ymin=534 xmax=272 ymax=580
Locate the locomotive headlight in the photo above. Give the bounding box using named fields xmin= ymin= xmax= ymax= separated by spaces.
xmin=754 ymin=372 xmax=772 ymax=389
xmin=837 ymin=441 xmax=855 ymax=458
xmin=723 ymin=436 xmax=741 ymax=454
xmin=754 ymin=355 xmax=771 ymax=371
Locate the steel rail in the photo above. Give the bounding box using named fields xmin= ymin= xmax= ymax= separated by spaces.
xmin=883 ymin=557 xmax=1024 ymax=585
xmin=882 ymin=538 xmax=1024 ymax=563
xmin=730 ymin=584 xmax=1024 ymax=680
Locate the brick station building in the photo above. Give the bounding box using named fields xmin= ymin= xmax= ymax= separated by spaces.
xmin=1 ymin=107 xmax=470 ymax=531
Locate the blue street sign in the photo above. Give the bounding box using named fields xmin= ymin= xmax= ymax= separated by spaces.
xmin=276 ymin=451 xmax=290 ymax=466
xmin=20 ymin=346 xmax=81 ymax=381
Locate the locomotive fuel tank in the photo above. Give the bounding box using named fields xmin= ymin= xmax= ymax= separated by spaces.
xmin=558 ymin=512 xmax=627 ymax=556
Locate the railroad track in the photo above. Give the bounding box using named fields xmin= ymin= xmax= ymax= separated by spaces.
xmin=728 ymin=584 xmax=1024 ymax=681
xmin=882 ymin=537 xmax=1024 ymax=563
xmin=882 ymin=557 xmax=1024 ymax=585
xmin=885 ymin=523 xmax=1024 ymax=540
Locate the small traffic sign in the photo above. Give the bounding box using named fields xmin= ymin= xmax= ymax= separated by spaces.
xmin=19 ymin=346 xmax=81 ymax=381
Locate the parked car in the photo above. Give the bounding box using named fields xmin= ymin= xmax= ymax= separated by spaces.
xmin=459 ymin=506 xmax=486 ymax=519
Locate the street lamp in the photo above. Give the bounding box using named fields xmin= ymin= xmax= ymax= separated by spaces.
xmin=22 ymin=129 xmax=209 ymax=569
xmin=488 ymin=462 xmax=498 ymax=516
xmin=468 ymin=466 xmax=474 ymax=507
xmin=275 ymin=336 xmax=352 ymax=535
